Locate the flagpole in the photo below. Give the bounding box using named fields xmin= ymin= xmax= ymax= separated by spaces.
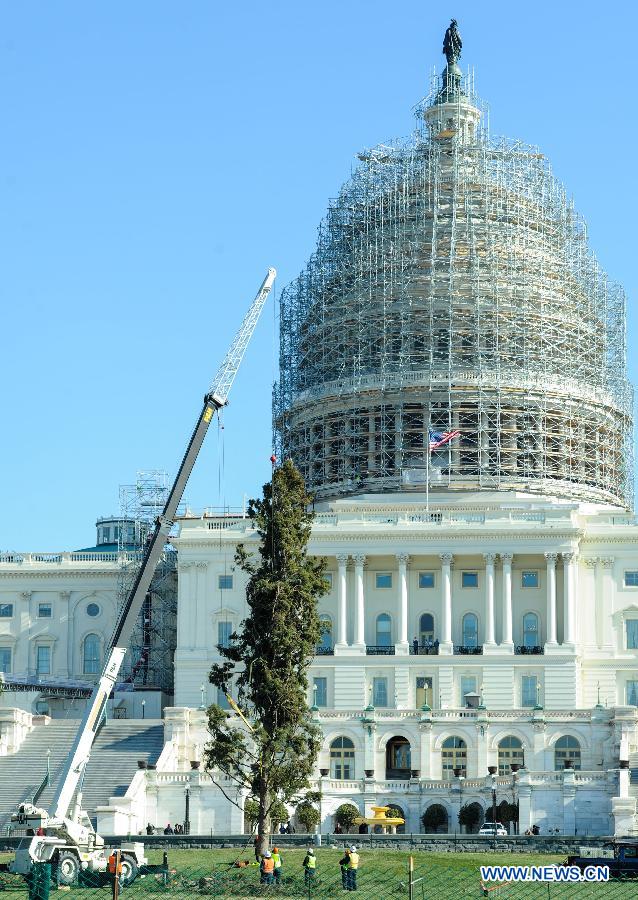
xmin=426 ymin=438 xmax=430 ymax=515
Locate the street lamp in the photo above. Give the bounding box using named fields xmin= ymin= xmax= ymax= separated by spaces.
xmin=141 ymin=700 xmax=146 ymax=720
xmin=199 ymin=683 xmax=206 ymax=710
xmin=488 ymin=766 xmax=498 ymax=850
xmin=184 ymin=783 xmax=191 ymax=836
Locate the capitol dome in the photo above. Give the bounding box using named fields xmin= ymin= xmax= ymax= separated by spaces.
xmin=274 ymin=41 xmax=633 ymax=508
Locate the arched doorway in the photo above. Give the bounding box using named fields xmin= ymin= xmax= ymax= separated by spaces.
xmin=497 ymin=736 xmax=524 ymax=775
xmin=459 ymin=801 xmax=483 ymax=834
xmin=441 ymin=736 xmax=467 ymax=779
xmin=421 ymin=804 xmax=448 ymax=833
xmin=386 ymin=803 xmax=407 ymax=834
xmin=386 ymin=736 xmax=411 ymax=779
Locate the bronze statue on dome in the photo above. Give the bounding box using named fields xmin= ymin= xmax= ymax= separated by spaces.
xmin=443 ymin=19 xmax=462 ymax=66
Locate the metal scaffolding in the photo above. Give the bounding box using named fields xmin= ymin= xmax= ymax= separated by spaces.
xmin=274 ymin=69 xmax=634 ymax=509
xmin=116 ymin=471 xmax=177 ymax=693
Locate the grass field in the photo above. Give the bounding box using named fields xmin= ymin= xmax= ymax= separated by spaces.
xmin=1 ymin=847 xmax=633 ymax=898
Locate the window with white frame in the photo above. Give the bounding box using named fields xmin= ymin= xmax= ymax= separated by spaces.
xmin=522 ymin=571 xmax=539 ymax=588
xmin=523 ymin=612 xmax=539 ymax=647
xmin=554 ymin=735 xmax=581 ymax=771
xmin=442 ymin=736 xmax=467 ymax=779
xmin=330 ymin=737 xmax=355 ymax=779
xmin=419 ymin=613 xmax=434 ymax=645
xmin=313 ymin=676 xmax=327 ymax=708
xmin=36 ymin=645 xmax=51 ymax=675
xmin=462 ymin=571 xmax=478 ymax=588
xmin=83 ymin=634 xmax=100 ymax=674
xmin=462 ymin=613 xmax=478 ymax=647
xmin=218 ymin=621 xmax=233 ymax=649
xmin=376 ymin=613 xmax=392 ymax=647
xmin=460 ymin=675 xmax=477 ymax=706
xmin=419 ymin=572 xmax=435 ymax=588
xmin=627 ymin=680 xmax=638 ymax=706
xmin=521 ymin=675 xmax=538 ymax=708
xmin=373 ymin=676 xmax=388 ymax=707
xmin=416 ymin=676 xmax=433 ymax=708
xmin=624 ymin=572 xmax=638 ymax=587
xmin=218 ymin=574 xmax=233 ymax=590
xmin=324 ymin=573 xmax=333 ymax=589
xmin=0 ymin=603 xmax=13 ymax=617
xmin=626 ymin=621 xmax=638 ymax=649
xmin=38 ymin=603 xmax=52 ymax=618
xmin=376 ymin=572 xmax=392 ymax=589
xmin=0 ymin=647 xmax=11 ymax=673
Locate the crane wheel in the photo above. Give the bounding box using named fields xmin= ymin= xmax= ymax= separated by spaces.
xmin=119 ymin=855 xmax=139 ymax=886
xmin=56 ymin=851 xmax=80 ymax=885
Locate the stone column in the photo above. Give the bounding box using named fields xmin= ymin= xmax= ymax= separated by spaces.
xmin=563 ymin=552 xmax=576 ymax=646
xmin=439 ymin=553 xmax=453 ymax=655
xmin=483 ymin=554 xmax=496 ymax=648
xmin=500 ymin=554 xmax=514 ymax=650
xmin=352 ymin=555 xmax=366 ymax=653
xmin=59 ymin=591 xmax=71 ymax=677
xmin=335 ymin=554 xmax=349 ymax=649
xmin=18 ymin=592 xmax=32 ymax=674
xmin=600 ymin=557 xmax=615 ymax=649
xmin=396 ymin=554 xmax=410 ymax=655
xmin=544 ymin=553 xmax=558 ymax=647
xmin=194 ymin=562 xmax=208 ymax=648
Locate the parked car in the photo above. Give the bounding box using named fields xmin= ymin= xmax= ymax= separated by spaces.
xmin=478 ymin=823 xmax=508 ymax=836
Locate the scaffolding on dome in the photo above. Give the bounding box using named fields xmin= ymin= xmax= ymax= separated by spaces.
xmin=116 ymin=471 xmax=177 ymax=694
xmin=274 ymin=69 xmax=634 ymax=510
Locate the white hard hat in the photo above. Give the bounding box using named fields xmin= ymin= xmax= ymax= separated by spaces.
xmin=307 ymin=848 xmax=314 ymax=855
xmin=264 ymin=851 xmax=272 ymax=858
xmin=350 ymin=845 xmax=357 ymax=852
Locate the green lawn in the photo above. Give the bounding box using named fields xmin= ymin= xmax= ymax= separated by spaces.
xmin=2 ymin=848 xmax=631 ymax=898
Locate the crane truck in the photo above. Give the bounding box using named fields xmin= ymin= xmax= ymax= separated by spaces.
xmin=8 ymin=268 xmax=276 ymax=886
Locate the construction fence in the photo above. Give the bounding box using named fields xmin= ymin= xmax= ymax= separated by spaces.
xmin=2 ymin=858 xmax=638 ymax=900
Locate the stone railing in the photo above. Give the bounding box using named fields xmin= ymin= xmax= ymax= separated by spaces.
xmin=0 ymin=551 xmax=142 ymax=566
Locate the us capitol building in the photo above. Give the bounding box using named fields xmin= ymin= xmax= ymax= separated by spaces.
xmin=2 ymin=23 xmax=638 ymax=837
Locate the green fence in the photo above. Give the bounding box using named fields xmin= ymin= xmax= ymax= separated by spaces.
xmin=2 ymin=857 xmax=638 ymax=899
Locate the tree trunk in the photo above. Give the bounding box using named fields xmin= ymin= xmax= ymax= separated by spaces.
xmin=256 ymin=779 xmax=270 ymax=857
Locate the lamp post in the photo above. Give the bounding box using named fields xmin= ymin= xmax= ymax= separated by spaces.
xmin=199 ymin=683 xmax=206 ymax=710
xmin=184 ymin=783 xmax=191 ymax=836
xmin=488 ymin=767 xmax=498 ymax=850
xmin=141 ymin=700 xmax=146 ymax=720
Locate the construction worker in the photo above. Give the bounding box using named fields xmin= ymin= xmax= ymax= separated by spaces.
xmin=260 ymin=850 xmax=275 ymax=885
xmin=338 ymin=847 xmax=350 ymax=890
xmin=302 ymin=847 xmax=316 ymax=885
xmin=346 ymin=845 xmax=359 ymax=891
xmin=271 ymin=846 xmax=283 ymax=884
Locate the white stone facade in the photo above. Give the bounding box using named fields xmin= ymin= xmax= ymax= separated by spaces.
xmin=162 ymin=491 xmax=638 ymax=836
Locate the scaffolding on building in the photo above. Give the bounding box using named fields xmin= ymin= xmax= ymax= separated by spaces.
xmin=116 ymin=471 xmax=177 ymax=694
xmin=274 ymin=68 xmax=634 ymax=510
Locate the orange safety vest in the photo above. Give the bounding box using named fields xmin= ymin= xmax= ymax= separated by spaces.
xmin=108 ymin=855 xmax=122 ymax=875
xmin=261 ymin=857 xmax=275 ymax=874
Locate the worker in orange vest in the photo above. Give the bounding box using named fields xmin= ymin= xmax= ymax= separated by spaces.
xmin=260 ymin=851 xmax=275 ymax=885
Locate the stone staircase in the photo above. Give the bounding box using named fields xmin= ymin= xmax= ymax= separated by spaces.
xmin=0 ymin=718 xmax=164 ymax=828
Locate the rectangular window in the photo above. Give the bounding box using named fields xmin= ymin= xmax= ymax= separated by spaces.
xmin=624 ymin=572 xmax=638 ymax=587
xmin=0 ymin=603 xmax=13 ymax=617
xmin=373 ymin=676 xmax=388 ymax=707
xmin=416 ymin=676 xmax=433 ymax=708
xmin=418 ymin=572 xmax=435 ymax=588
xmin=626 ymin=621 xmax=638 ymax=650
xmin=36 ymin=646 xmax=51 ymax=675
xmin=522 ymin=675 xmax=538 ymax=708
xmin=38 ymin=604 xmax=52 ymax=618
xmin=0 ymin=647 xmax=11 ymax=673
xmin=375 ymin=573 xmax=392 ymax=589
xmin=217 ymin=688 xmax=230 ymax=710
xmin=460 ymin=675 xmax=477 ymax=706
xmin=313 ymin=676 xmax=327 ymax=707
xmin=217 ymin=621 xmax=233 ymax=649
xmin=218 ymin=574 xmax=233 ymax=590
xmin=522 ymin=571 xmax=539 ymax=588
xmin=102 ymin=526 xmax=111 ymax=542
xmin=627 ymin=681 xmax=638 ymax=706
xmin=462 ymin=572 xmax=478 ymax=588
xmin=324 ymin=573 xmax=333 ymax=588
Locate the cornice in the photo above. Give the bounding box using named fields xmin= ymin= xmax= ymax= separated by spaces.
xmin=0 ymin=570 xmax=119 ymax=580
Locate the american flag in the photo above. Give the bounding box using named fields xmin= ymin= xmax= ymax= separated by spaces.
xmin=428 ymin=428 xmax=461 ymax=451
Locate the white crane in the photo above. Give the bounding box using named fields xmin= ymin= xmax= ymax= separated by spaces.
xmin=9 ymin=268 xmax=276 ymax=886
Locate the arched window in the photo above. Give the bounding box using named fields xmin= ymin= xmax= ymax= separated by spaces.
xmin=441 ymin=736 xmax=467 ymax=780
xmin=330 ymin=736 xmax=355 ymax=779
xmin=419 ymin=613 xmax=434 ymax=646
xmin=83 ymin=634 xmax=100 ymax=675
xmin=386 ymin=737 xmax=411 ymax=778
xmin=554 ymin=736 xmax=581 ymax=771
xmin=497 ymin=736 xmax=524 ymax=775
xmin=318 ymin=615 xmax=333 ymax=653
xmin=523 ymin=613 xmax=539 ymax=648
xmin=462 ymin=613 xmax=478 ymax=648
xmin=376 ymin=613 xmax=392 ymax=647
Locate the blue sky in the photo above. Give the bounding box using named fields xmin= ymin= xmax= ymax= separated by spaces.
xmin=1 ymin=1 xmax=636 ymax=550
